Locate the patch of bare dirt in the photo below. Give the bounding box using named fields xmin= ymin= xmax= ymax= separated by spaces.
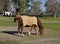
xmin=0 ymin=26 xmax=37 ymax=40
xmin=0 ymin=26 xmax=60 ymax=44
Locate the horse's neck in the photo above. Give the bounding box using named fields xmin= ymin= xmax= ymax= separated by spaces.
xmin=18 ymin=17 xmax=22 ymax=22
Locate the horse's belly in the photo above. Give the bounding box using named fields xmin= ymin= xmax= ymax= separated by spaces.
xmin=24 ymin=22 xmax=37 ymax=26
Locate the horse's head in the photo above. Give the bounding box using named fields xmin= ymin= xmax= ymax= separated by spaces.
xmin=14 ymin=15 xmax=20 ymax=22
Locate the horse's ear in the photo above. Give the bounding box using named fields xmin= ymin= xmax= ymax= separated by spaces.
xmin=16 ymin=14 xmax=21 ymax=18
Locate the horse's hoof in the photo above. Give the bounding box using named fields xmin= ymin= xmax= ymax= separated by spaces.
xmin=21 ymin=34 xmax=25 ymax=37
xmin=17 ymin=33 xmax=20 ymax=36
xmin=28 ymin=32 xmax=31 ymax=36
xmin=40 ymin=33 xmax=43 ymax=35
xmin=36 ymin=34 xmax=38 ymax=36
xmin=28 ymin=34 xmax=30 ymax=36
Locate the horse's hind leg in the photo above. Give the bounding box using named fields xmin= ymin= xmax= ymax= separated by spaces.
xmin=33 ymin=25 xmax=38 ymax=35
xmin=28 ymin=26 xmax=33 ymax=36
xmin=37 ymin=18 xmax=44 ymax=35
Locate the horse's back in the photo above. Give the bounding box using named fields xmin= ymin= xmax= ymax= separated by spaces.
xmin=20 ymin=15 xmax=37 ymax=26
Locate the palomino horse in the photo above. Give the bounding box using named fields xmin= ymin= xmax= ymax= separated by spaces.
xmin=14 ymin=15 xmax=44 ymax=36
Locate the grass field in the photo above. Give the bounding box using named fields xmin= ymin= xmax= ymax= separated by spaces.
xmin=41 ymin=17 xmax=60 ymax=30
xmin=0 ymin=16 xmax=60 ymax=44
xmin=0 ymin=16 xmax=60 ymax=29
xmin=0 ymin=17 xmax=17 ymax=26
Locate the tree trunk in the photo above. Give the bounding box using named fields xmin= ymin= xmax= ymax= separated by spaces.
xmin=54 ymin=12 xmax=57 ymax=19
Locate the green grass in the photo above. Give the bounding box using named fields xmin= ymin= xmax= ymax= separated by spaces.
xmin=0 ymin=17 xmax=17 ymax=26
xmin=43 ymin=23 xmax=60 ymax=30
xmin=40 ymin=17 xmax=60 ymax=30
xmin=0 ymin=16 xmax=60 ymax=30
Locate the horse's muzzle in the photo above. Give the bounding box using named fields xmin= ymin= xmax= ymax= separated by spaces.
xmin=14 ymin=18 xmax=16 ymax=22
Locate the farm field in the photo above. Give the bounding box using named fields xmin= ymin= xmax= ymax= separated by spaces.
xmin=0 ymin=16 xmax=60 ymax=44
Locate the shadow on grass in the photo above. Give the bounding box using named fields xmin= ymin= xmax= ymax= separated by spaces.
xmin=2 ymin=31 xmax=36 ymax=36
xmin=2 ymin=31 xmax=18 ymax=36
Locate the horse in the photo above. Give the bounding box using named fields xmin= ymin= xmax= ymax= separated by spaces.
xmin=14 ymin=15 xmax=44 ymax=37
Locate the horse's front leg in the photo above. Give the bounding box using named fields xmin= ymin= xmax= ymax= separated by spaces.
xmin=18 ymin=24 xmax=21 ymax=36
xmin=20 ymin=26 xmax=25 ymax=37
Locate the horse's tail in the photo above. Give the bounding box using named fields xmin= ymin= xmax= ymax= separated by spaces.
xmin=37 ymin=17 xmax=44 ymax=35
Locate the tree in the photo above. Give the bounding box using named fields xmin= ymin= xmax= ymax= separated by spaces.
xmin=19 ymin=0 xmax=27 ymax=14
xmin=25 ymin=0 xmax=42 ymax=15
xmin=45 ymin=0 xmax=60 ymax=19
xmin=13 ymin=0 xmax=27 ymax=14
xmin=56 ymin=0 xmax=60 ymax=15
xmin=2 ymin=0 xmax=12 ymax=11
xmin=24 ymin=0 xmax=32 ymax=14
xmin=31 ymin=0 xmax=41 ymax=15
xmin=0 ymin=0 xmax=3 ymax=13
xmin=13 ymin=0 xmax=41 ymax=15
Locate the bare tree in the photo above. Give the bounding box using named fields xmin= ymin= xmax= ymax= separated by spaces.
xmin=0 ymin=0 xmax=3 ymax=12
xmin=2 ymin=0 xmax=12 ymax=12
xmin=31 ymin=1 xmax=41 ymax=15
xmin=23 ymin=0 xmax=42 ymax=16
xmin=45 ymin=0 xmax=60 ymax=19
